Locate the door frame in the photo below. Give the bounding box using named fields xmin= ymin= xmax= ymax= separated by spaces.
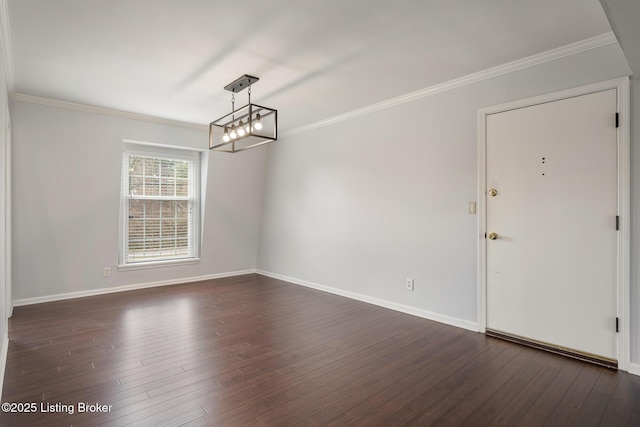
xmin=477 ymin=77 xmax=630 ymax=371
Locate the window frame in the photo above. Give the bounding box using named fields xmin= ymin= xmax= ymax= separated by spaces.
xmin=118 ymin=143 xmax=201 ymax=270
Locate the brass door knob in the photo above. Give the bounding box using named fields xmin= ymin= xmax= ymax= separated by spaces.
xmin=488 ymin=232 xmax=498 ymax=240
xmin=488 ymin=189 xmax=498 ymax=197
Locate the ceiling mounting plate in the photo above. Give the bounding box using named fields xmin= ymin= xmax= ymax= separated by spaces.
xmin=224 ymin=74 xmax=259 ymax=93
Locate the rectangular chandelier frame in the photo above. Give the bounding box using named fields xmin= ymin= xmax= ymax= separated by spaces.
xmin=209 ymin=74 xmax=278 ymax=153
xmin=209 ymin=103 xmax=277 ymax=152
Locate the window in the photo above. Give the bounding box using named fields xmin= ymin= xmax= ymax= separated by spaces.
xmin=120 ymin=144 xmax=200 ymax=267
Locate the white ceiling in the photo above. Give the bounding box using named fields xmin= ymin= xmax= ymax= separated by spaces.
xmin=599 ymin=0 xmax=640 ymax=75
xmin=6 ymin=0 xmax=615 ymax=131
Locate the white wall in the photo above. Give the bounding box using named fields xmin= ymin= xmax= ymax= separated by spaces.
xmin=11 ymin=101 xmax=267 ymax=301
xmin=258 ymin=44 xmax=636 ymax=354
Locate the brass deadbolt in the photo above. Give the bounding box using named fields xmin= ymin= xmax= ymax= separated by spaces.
xmin=488 ymin=232 xmax=498 ymax=240
xmin=488 ymin=189 xmax=498 ymax=197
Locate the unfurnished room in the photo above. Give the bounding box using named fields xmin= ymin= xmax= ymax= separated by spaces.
xmin=0 ymin=0 xmax=639 ymax=426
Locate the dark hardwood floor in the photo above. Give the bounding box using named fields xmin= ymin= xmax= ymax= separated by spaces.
xmin=1 ymin=274 xmax=639 ymax=426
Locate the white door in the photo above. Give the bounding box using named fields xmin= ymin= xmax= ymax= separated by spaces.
xmin=486 ymin=89 xmax=618 ymax=363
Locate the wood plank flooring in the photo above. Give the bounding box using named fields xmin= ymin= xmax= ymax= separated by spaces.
xmin=1 ymin=273 xmax=639 ymax=426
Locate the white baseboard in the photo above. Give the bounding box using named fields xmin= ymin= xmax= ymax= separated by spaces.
xmin=12 ymin=269 xmax=257 ymax=307
xmin=256 ymin=270 xmax=479 ymax=332
xmin=0 ymin=331 xmax=8 ymax=401
xmin=628 ymin=362 xmax=640 ymax=376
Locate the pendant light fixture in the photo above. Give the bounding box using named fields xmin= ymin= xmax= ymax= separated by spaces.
xmin=209 ymin=74 xmax=278 ymax=153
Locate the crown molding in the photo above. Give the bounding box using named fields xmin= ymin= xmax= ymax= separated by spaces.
xmin=11 ymin=93 xmax=208 ymax=131
xmin=282 ymin=32 xmax=619 ymax=138
xmin=0 ymin=0 xmax=13 ymax=94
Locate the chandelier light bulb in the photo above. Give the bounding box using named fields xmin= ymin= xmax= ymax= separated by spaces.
xmin=237 ymin=121 xmax=246 ymax=137
xmin=254 ymin=113 xmax=263 ymax=130
xmin=223 ymin=127 xmax=230 ymax=142
xmin=230 ymin=125 xmax=237 ymax=139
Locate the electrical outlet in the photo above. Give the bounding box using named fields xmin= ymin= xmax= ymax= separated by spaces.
xmin=103 ymin=267 xmax=111 ymax=278
xmin=270 ymin=253 xmax=275 ymax=263
xmin=405 ymin=278 xmax=414 ymax=291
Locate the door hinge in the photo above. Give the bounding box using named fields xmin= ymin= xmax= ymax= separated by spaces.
xmin=616 ymin=215 xmax=620 ymax=231
xmin=616 ymin=112 xmax=619 ymax=128
xmin=616 ymin=317 xmax=619 ymax=333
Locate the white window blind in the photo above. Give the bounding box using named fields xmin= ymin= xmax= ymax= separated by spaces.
xmin=121 ymin=145 xmax=200 ymax=265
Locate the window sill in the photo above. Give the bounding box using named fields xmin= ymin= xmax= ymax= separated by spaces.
xmin=118 ymin=258 xmax=200 ymax=271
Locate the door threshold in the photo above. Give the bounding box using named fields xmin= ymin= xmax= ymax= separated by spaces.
xmin=486 ymin=329 xmax=618 ymax=370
